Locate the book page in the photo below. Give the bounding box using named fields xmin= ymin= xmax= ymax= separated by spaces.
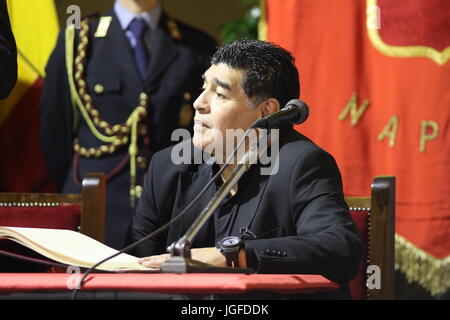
xmin=0 ymin=227 xmax=154 ymax=272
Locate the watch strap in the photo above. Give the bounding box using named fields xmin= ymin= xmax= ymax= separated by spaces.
xmin=224 ymin=250 xmax=240 ymax=268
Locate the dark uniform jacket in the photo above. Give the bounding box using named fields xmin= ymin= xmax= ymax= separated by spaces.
xmin=0 ymin=0 xmax=17 ymax=99
xmin=40 ymin=9 xmax=216 ymax=249
xmin=127 ymin=127 xmax=362 ymax=299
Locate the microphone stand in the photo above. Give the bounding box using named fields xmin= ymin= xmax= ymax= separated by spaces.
xmin=161 ymin=129 xmax=271 ymax=274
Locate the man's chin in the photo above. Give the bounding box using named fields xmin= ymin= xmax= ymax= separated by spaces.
xmin=192 ymin=136 xmax=210 ymax=151
xmin=193 ymin=137 xmax=221 ymax=155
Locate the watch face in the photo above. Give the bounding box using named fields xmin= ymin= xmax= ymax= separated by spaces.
xmin=222 ymin=236 xmax=240 ymax=247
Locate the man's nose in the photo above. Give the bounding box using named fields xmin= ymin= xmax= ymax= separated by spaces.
xmin=193 ymin=90 xmax=210 ymax=114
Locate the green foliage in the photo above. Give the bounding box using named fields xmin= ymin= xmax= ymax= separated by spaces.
xmin=220 ymin=0 xmax=260 ymax=43
xmin=241 ymin=0 xmax=259 ymax=5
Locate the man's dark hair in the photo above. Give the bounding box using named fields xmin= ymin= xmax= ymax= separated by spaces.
xmin=211 ymin=39 xmax=300 ymax=108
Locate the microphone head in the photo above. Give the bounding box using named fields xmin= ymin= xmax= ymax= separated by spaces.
xmin=251 ymin=99 xmax=310 ymax=128
xmin=285 ymin=99 xmax=309 ymax=124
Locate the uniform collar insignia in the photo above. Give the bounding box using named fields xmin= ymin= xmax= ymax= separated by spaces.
xmin=94 ymin=16 xmax=112 ymax=38
xmin=166 ymin=19 xmax=182 ymax=40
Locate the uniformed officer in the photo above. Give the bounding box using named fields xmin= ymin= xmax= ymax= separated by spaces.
xmin=40 ymin=0 xmax=216 ymax=249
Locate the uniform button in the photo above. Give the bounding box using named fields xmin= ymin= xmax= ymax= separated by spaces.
xmin=271 ymin=250 xmax=276 ymax=256
xmin=265 ymin=249 xmax=271 ymax=255
xmin=140 ymin=92 xmax=148 ymax=101
xmin=277 ymin=251 xmax=282 ymax=256
xmin=137 ymin=156 xmax=147 ymax=169
xmin=135 ymin=185 xmax=143 ymax=198
xmin=282 ymin=251 xmax=287 ymax=257
xmin=94 ymin=84 xmax=104 ymax=94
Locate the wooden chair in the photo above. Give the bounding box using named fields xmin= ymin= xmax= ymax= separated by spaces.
xmin=345 ymin=176 xmax=396 ymax=300
xmin=0 ymin=173 xmax=105 ymax=242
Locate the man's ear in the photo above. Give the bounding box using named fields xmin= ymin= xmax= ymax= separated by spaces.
xmin=260 ymin=98 xmax=280 ymax=117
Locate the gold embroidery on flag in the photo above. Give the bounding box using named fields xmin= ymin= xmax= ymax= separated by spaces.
xmin=419 ymin=120 xmax=439 ymax=153
xmin=377 ymin=115 xmax=398 ymax=147
xmin=339 ymin=93 xmax=369 ymax=126
xmin=367 ymin=0 xmax=450 ymax=66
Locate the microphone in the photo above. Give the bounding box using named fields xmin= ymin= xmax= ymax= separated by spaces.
xmin=252 ymin=99 xmax=309 ymax=128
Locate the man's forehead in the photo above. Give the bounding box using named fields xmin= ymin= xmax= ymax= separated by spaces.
xmin=203 ymin=63 xmax=244 ymax=88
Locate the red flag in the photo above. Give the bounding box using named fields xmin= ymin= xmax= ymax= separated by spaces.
xmin=265 ymin=0 xmax=450 ymax=295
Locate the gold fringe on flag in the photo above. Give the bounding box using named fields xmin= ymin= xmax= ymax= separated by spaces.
xmin=395 ymin=234 xmax=450 ymax=296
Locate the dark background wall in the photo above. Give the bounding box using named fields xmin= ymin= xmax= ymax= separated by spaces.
xmin=55 ymin=0 xmax=249 ymax=42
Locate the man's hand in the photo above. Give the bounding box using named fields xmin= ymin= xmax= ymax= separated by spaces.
xmin=138 ymin=247 xmax=227 ymax=268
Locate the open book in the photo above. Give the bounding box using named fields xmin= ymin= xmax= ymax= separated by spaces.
xmin=0 ymin=226 xmax=156 ymax=272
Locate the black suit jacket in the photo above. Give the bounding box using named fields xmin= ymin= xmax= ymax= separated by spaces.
xmin=40 ymin=9 xmax=216 ymax=249
xmin=0 ymin=0 xmax=17 ymax=99
xmin=127 ymin=127 xmax=362 ymax=298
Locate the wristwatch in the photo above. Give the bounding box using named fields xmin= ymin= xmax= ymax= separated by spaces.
xmin=216 ymin=236 xmax=243 ymax=268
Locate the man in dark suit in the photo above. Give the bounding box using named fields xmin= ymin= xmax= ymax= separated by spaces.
xmin=0 ymin=0 xmax=17 ymax=99
xmin=40 ymin=0 xmax=216 ymax=249
xmin=128 ymin=39 xmax=362 ymax=298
